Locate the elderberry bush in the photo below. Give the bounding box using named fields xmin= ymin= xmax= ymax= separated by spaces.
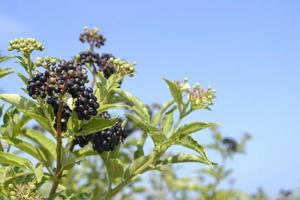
xmin=0 ymin=27 xmax=219 ymax=200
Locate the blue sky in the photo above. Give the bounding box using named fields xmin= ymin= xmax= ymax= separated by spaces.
xmin=1 ymin=0 xmax=300 ymax=195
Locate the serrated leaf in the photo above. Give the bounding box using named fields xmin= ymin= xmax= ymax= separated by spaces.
xmin=164 ymin=79 xmax=184 ymax=113
xmin=125 ymin=153 xmax=156 ymax=179
xmin=34 ymin=163 xmax=44 ymax=183
xmin=175 ymin=135 xmax=211 ymax=165
xmin=77 ymin=117 xmax=118 ymax=136
xmin=155 ymin=153 xmax=211 ymax=166
xmin=1 ymin=137 xmax=50 ymax=165
xmin=171 ymin=122 xmax=216 ymax=140
xmin=17 ymin=72 xmax=28 ymax=85
xmin=161 ymin=108 xmax=175 ymax=134
xmin=61 ymin=151 xmax=76 ymax=171
xmin=0 ymin=152 xmax=33 ymax=170
xmin=152 ymin=100 xmax=175 ymax=126
xmin=0 ymin=67 xmax=14 ymax=78
xmin=0 ymin=94 xmax=55 ymax=134
xmin=107 ymin=159 xmax=124 ymax=183
xmin=113 ymin=88 xmax=150 ymax=121
xmin=23 ymin=129 xmax=56 ymax=160
xmin=97 ymin=103 xmax=130 ymax=113
xmin=126 ymin=113 xmax=165 ymax=144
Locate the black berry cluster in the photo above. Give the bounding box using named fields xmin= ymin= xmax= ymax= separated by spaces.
xmin=74 ymin=87 xmax=99 ymax=120
xmin=73 ymin=112 xmax=129 ymax=153
xmin=222 ymin=137 xmax=238 ymax=152
xmin=26 ymin=59 xmax=99 ymax=132
xmin=75 ymin=51 xmax=115 ymax=79
xmin=47 ymin=97 xmax=71 ymax=132
xmin=92 ymin=112 xmax=125 ymax=153
xmin=27 ymin=72 xmax=49 ymax=99
xmin=79 ymin=27 xmax=106 ymax=48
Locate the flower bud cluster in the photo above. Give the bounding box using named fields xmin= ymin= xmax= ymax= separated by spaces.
xmin=79 ymin=26 xmax=106 ymax=48
xmin=8 ymin=38 xmax=44 ymax=56
xmin=8 ymin=183 xmax=44 ymax=200
xmin=175 ymin=78 xmax=216 ymax=108
xmin=107 ymin=57 xmax=136 ymax=77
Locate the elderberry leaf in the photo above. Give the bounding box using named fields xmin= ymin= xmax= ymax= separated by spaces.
xmin=161 ymin=107 xmax=175 ymax=135
xmin=107 ymin=159 xmax=124 ymax=184
xmin=77 ymin=117 xmax=118 ymax=136
xmin=34 ymin=163 xmax=44 ymax=183
xmin=0 ymin=67 xmax=14 ymax=78
xmin=1 ymin=137 xmax=50 ymax=166
xmin=23 ymin=129 xmax=56 ymax=160
xmin=152 ymin=100 xmax=175 ymax=126
xmin=0 ymin=94 xmax=56 ymax=134
xmin=175 ymin=136 xmax=212 ymax=166
xmin=113 ymin=88 xmax=150 ymax=121
xmin=155 ymin=153 xmax=212 ymax=166
xmin=126 ymin=113 xmax=165 ymax=145
xmin=0 ymin=152 xmax=33 ymax=170
xmin=164 ymin=79 xmax=185 ymax=114
xmin=171 ymin=121 xmax=217 ymax=140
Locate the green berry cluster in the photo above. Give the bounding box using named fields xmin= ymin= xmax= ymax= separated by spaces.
xmin=8 ymin=38 xmax=44 ymax=56
xmin=107 ymin=57 xmax=136 ymax=77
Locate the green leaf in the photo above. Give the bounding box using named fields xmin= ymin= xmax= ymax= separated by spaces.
xmin=164 ymin=79 xmax=184 ymax=113
xmin=125 ymin=153 xmax=156 ymax=179
xmin=17 ymin=72 xmax=28 ymax=85
xmin=175 ymin=136 xmax=212 ymax=165
xmin=34 ymin=163 xmax=44 ymax=183
xmin=1 ymin=137 xmax=50 ymax=165
xmin=113 ymin=88 xmax=150 ymax=121
xmin=0 ymin=67 xmax=14 ymax=78
xmin=107 ymin=159 xmax=124 ymax=183
xmin=171 ymin=121 xmax=216 ymax=140
xmin=97 ymin=103 xmax=130 ymax=113
xmin=152 ymin=100 xmax=175 ymax=126
xmin=0 ymin=56 xmax=13 ymax=63
xmin=23 ymin=129 xmax=56 ymax=160
xmin=0 ymin=94 xmax=55 ymax=134
xmin=0 ymin=152 xmax=33 ymax=170
xmin=61 ymin=151 xmax=76 ymax=171
xmin=155 ymin=153 xmax=211 ymax=166
xmin=126 ymin=113 xmax=166 ymax=144
xmin=161 ymin=108 xmax=175 ymax=135
xmin=77 ymin=117 xmax=118 ymax=136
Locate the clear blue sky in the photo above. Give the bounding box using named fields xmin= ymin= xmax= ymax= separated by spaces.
xmin=1 ymin=0 xmax=300 ymax=195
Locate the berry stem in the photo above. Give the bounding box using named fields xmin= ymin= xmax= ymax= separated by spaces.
xmin=49 ymin=97 xmax=64 ymax=197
